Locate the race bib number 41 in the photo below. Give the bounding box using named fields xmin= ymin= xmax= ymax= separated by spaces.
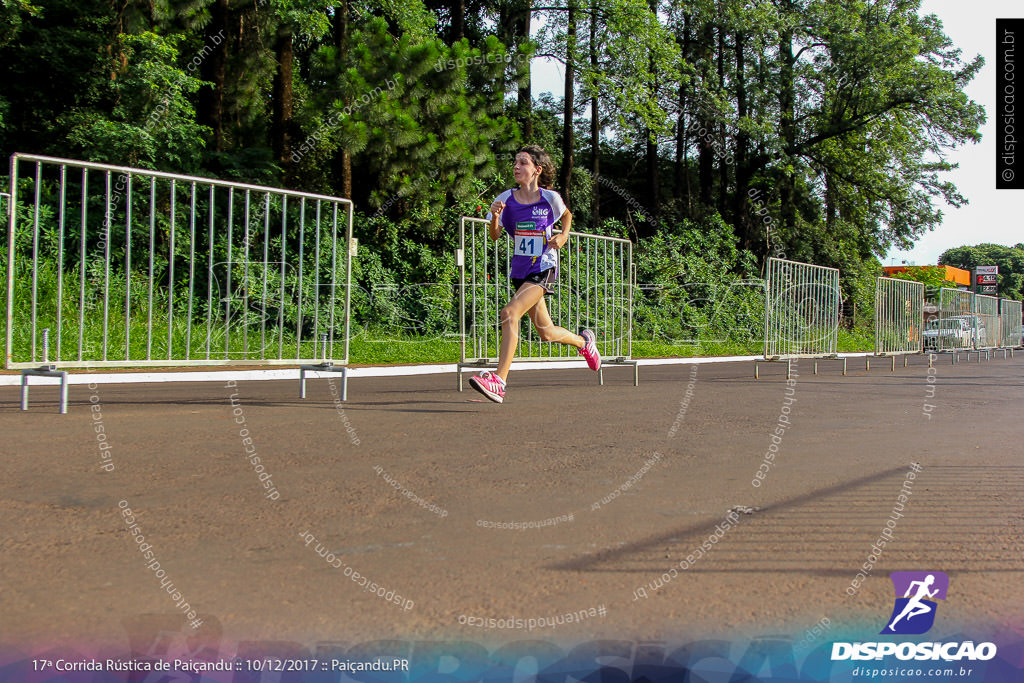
xmin=514 ymin=222 xmax=546 ymax=256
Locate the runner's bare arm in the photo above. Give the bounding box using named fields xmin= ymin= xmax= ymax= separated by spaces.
xmin=489 ymin=201 xmax=505 ymax=241
xmin=548 ymin=208 xmax=572 ymax=249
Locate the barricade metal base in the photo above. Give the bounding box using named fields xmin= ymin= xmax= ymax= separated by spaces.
xmin=936 ymin=348 xmax=1003 ymax=363
xmin=960 ymin=349 xmax=991 ymax=363
xmin=299 ymin=363 xmax=348 ymax=401
xmin=598 ymin=358 xmax=640 ymax=387
xmin=458 ymin=358 xmax=638 ymax=391
xmin=457 ymin=361 xmax=485 ymax=392
xmin=927 ymin=348 xmax=970 ymax=364
xmin=20 ymin=365 xmax=69 ymax=414
xmin=862 ymin=353 xmax=915 ymax=372
xmin=755 ymin=355 xmax=843 ymax=380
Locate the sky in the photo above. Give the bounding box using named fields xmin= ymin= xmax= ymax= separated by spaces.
xmin=529 ymin=1 xmax=1022 ymax=266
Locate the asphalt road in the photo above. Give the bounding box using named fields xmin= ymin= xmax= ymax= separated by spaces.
xmin=1 ymin=353 xmax=1022 ymax=654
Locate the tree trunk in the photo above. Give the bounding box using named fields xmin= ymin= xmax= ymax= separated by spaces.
xmin=452 ymin=0 xmax=465 ymax=42
xmin=643 ymin=0 xmax=659 ymax=232
xmin=674 ymin=94 xmax=686 ymax=221
xmin=503 ymin=0 xmax=532 ymax=135
xmin=697 ymin=21 xmax=715 ymax=209
xmin=272 ymin=30 xmax=295 ymax=179
xmin=675 ymin=13 xmax=691 ymax=220
xmin=825 ymin=170 xmax=836 ymax=229
xmin=590 ymin=0 xmax=599 ymax=228
xmin=733 ymin=29 xmax=752 ymax=249
xmin=778 ymin=3 xmax=796 ymax=239
xmin=518 ymin=0 xmax=533 ymax=138
xmin=645 ymin=131 xmax=659 ymax=236
xmin=333 ymin=3 xmax=349 ymax=52
xmin=333 ymin=5 xmax=352 ymax=198
xmin=197 ymin=0 xmax=229 ymax=153
xmin=559 ymin=0 xmax=576 ymax=200
xmin=717 ymin=21 xmax=728 ymax=217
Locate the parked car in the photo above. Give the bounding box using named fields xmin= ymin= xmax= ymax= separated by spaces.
xmin=948 ymin=314 xmax=988 ymax=346
xmin=1008 ymin=324 xmax=1024 ymax=347
xmin=922 ymin=318 xmax=970 ymax=349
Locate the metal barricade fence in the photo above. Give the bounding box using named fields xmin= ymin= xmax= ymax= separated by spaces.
xmin=634 ymin=279 xmax=766 ymax=346
xmin=763 ymin=258 xmax=841 ymax=360
xmin=935 ymin=287 xmax=974 ymax=354
xmin=874 ymin=277 xmax=924 ymax=357
xmin=1000 ymin=299 xmax=1022 ymax=348
xmin=457 ymin=216 xmax=637 ymax=389
xmin=974 ymin=294 xmax=1000 ymax=350
xmin=6 ymin=153 xmax=354 ymax=412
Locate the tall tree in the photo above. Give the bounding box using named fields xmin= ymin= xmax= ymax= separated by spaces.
xmin=559 ymin=0 xmax=577 ymax=199
xmin=300 ymin=17 xmax=515 ymax=228
xmin=540 ymin=0 xmax=679 ymax=226
xmin=732 ymin=19 xmax=751 ymax=247
xmin=775 ymin=0 xmax=797 ymax=238
xmin=589 ymin=0 xmax=599 ymax=226
xmin=673 ymin=12 xmax=691 ymax=220
xmin=696 ymin=17 xmax=715 ymax=209
xmin=197 ymin=0 xmax=230 ymax=153
xmin=498 ymin=0 xmax=534 ymax=137
xmin=517 ymin=0 xmax=534 ymax=139
xmin=644 ymin=0 xmax=660 ymax=227
xmin=266 ymin=1 xmax=330 ymax=179
xmin=332 ymin=2 xmax=353 ymax=198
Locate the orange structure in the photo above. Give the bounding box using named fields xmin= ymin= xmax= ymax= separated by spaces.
xmin=882 ymin=265 xmax=971 ymax=287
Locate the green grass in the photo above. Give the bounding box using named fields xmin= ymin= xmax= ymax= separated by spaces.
xmin=631 ymin=339 xmax=763 ymax=358
xmin=347 ymin=335 xmax=763 ymax=365
xmin=347 ymin=333 xmax=874 ymax=366
xmin=349 ymin=332 xmax=461 ymax=365
xmin=1 ymin=261 xmax=881 ymax=369
xmin=340 ymin=325 xmax=877 ymax=365
xmin=838 ymin=327 xmax=876 ymax=353
xmin=345 ymin=334 xmax=814 ymax=365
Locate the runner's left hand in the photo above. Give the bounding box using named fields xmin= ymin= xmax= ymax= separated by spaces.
xmin=548 ymin=233 xmax=567 ymax=249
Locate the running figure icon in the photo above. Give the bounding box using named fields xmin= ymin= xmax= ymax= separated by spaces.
xmin=888 ymin=574 xmax=938 ymax=631
xmin=881 ymin=571 xmax=949 ymax=635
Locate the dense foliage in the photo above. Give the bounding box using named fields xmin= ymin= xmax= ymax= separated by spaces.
xmin=0 ymin=0 xmax=990 ymax=346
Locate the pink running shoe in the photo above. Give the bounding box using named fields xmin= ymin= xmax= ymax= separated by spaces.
xmin=578 ymin=328 xmax=601 ymax=371
xmin=468 ymin=371 xmax=506 ymax=403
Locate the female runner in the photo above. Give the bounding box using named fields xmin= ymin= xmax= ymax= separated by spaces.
xmin=468 ymin=145 xmax=601 ymax=403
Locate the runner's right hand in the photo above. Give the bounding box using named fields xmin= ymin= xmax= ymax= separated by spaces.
xmin=490 ymin=200 xmax=505 ymax=216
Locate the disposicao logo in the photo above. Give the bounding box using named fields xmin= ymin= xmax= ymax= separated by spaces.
xmin=881 ymin=571 xmax=948 ymax=635
xmin=831 ymin=571 xmax=997 ymax=663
